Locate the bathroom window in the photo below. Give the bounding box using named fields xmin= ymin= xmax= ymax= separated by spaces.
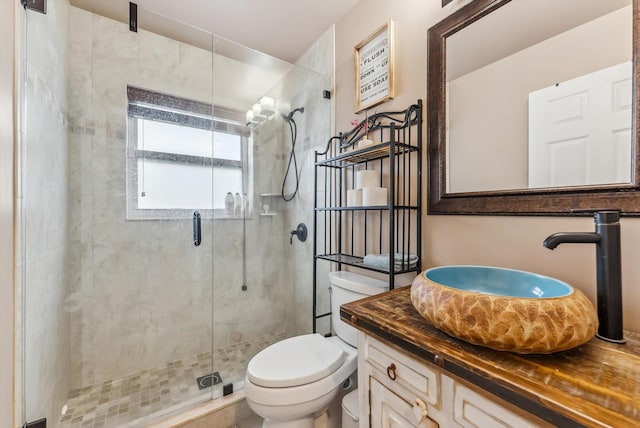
xmin=126 ymin=86 xmax=251 ymax=220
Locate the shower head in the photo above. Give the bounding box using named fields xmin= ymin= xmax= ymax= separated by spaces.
xmin=283 ymin=107 xmax=305 ymax=122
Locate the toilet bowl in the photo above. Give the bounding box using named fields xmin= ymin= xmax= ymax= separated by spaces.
xmin=245 ymin=335 xmax=356 ymax=427
xmin=244 ymin=271 xmax=388 ymax=428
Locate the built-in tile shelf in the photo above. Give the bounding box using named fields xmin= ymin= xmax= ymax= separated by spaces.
xmin=259 ymin=193 xmax=281 ymax=215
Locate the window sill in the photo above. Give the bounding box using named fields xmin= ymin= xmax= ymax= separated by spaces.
xmin=125 ymin=209 xmax=256 ymax=221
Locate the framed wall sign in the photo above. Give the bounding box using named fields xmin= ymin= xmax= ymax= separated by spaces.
xmin=354 ymin=20 xmax=395 ymax=112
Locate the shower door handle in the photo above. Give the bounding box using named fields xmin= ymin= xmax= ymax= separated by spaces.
xmin=193 ymin=211 xmax=201 ymax=246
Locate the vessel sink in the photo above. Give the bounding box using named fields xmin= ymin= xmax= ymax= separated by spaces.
xmin=411 ymin=266 xmax=598 ymax=354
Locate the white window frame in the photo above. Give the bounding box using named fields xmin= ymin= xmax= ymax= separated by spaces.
xmin=126 ymin=86 xmax=251 ymax=220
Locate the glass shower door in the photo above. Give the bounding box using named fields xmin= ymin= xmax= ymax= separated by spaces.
xmin=21 ymin=3 xmax=216 ymax=426
xmin=209 ymin=35 xmax=333 ymax=396
xmin=21 ymin=1 xmax=334 ymax=425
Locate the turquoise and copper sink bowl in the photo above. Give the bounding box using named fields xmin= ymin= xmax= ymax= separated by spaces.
xmin=411 ymin=266 xmax=598 ymax=354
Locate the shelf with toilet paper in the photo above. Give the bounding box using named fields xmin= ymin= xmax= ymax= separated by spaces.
xmin=312 ymin=99 xmax=423 ymax=328
xmin=314 ymin=167 xmax=419 ymax=211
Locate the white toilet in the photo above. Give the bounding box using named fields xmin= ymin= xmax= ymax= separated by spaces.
xmin=244 ymin=271 xmax=388 ymax=427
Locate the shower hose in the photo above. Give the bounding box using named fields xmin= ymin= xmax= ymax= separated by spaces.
xmin=281 ymin=107 xmax=304 ymax=201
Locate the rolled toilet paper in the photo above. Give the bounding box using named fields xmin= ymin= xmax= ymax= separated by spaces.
xmin=347 ymin=189 xmax=362 ymax=207
xmin=362 ymin=187 xmax=388 ymax=206
xmin=357 ymin=138 xmax=375 ymax=149
xmin=356 ymin=170 xmax=379 ymax=189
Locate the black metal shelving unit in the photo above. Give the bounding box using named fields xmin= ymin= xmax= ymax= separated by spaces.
xmin=312 ymin=100 xmax=423 ymax=333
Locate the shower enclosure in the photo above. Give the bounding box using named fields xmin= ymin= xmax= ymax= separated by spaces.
xmin=18 ymin=1 xmax=332 ymax=426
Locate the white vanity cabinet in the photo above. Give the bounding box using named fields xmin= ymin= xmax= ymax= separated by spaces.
xmin=358 ymin=334 xmax=543 ymax=428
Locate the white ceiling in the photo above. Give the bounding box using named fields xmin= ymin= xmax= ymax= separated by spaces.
xmin=70 ymin=0 xmax=359 ymax=63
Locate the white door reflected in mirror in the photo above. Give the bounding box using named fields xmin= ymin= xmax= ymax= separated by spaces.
xmin=528 ymin=61 xmax=632 ymax=188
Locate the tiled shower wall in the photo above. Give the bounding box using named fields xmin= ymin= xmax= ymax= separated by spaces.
xmin=214 ymin=28 xmax=333 ymax=342
xmin=215 ymin=25 xmax=335 ymax=343
xmin=289 ymin=28 xmax=334 ymax=336
xmin=211 ymin=28 xmax=334 ymax=342
xmin=67 ymin=6 xmax=215 ymax=389
xmin=22 ymin=0 xmax=72 ymax=423
xmin=66 ymin=7 xmax=299 ymax=389
xmin=222 ymin=120 xmax=295 ymax=345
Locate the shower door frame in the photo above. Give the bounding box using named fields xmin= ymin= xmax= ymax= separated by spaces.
xmin=0 ymin=0 xmax=16 ymax=427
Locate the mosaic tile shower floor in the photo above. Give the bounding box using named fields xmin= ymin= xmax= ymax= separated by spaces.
xmin=58 ymin=332 xmax=287 ymax=427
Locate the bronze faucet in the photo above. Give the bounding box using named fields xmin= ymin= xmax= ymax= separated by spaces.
xmin=543 ymin=210 xmax=625 ymax=343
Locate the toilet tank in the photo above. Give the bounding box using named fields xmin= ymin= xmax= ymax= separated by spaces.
xmin=329 ymin=271 xmax=389 ymax=347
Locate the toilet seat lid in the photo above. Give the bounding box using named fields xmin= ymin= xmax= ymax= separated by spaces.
xmin=247 ymin=333 xmax=345 ymax=388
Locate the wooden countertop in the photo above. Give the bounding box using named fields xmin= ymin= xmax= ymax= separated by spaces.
xmin=340 ymin=286 xmax=640 ymax=428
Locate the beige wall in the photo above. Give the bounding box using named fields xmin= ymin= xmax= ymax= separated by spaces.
xmin=335 ymin=0 xmax=640 ymax=333
xmin=0 ymin=0 xmax=15 ymax=427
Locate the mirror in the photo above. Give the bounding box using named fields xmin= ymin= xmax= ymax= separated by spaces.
xmin=427 ymin=0 xmax=640 ymax=215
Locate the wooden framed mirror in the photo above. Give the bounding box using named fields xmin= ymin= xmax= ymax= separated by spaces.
xmin=427 ymin=0 xmax=640 ymax=215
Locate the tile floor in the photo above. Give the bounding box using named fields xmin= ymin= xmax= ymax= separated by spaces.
xmin=58 ymin=332 xmax=287 ymax=428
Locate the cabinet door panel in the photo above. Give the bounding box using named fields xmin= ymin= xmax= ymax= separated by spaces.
xmin=371 ymin=378 xmax=439 ymax=428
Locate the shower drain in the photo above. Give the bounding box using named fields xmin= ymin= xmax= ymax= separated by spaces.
xmin=196 ymin=371 xmax=222 ymax=390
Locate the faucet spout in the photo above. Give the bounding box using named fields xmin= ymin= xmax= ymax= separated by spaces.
xmin=543 ymin=232 xmax=600 ymax=250
xmin=543 ymin=210 xmax=625 ymax=344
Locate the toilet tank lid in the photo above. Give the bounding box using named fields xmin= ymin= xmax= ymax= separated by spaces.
xmin=328 ymin=271 xmax=389 ymax=295
xmin=247 ymin=334 xmax=345 ymax=388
